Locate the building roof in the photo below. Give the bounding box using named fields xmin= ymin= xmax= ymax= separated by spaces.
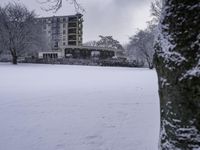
xmin=37 ymin=13 xmax=83 ymax=19
xmin=64 ymin=45 xmax=121 ymax=52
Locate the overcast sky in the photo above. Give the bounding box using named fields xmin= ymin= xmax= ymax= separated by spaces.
xmin=1 ymin=0 xmax=154 ymax=44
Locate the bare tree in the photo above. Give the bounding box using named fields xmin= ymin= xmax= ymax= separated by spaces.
xmin=96 ymin=35 xmax=125 ymax=58
xmin=84 ymin=36 xmax=124 ymax=50
xmin=38 ymin=0 xmax=84 ymax=12
xmin=154 ymin=0 xmax=200 ymax=149
xmin=96 ymin=35 xmax=123 ymax=50
xmin=127 ymin=27 xmax=155 ymax=69
xmin=0 ymin=3 xmax=47 ymax=64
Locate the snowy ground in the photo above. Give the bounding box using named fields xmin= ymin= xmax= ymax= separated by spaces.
xmin=0 ymin=63 xmax=160 ymax=150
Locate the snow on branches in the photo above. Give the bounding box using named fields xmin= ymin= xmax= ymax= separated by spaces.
xmin=155 ymin=7 xmax=187 ymax=71
xmin=180 ymin=59 xmax=200 ymax=80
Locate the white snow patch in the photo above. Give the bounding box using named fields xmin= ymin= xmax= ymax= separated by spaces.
xmin=0 ymin=63 xmax=160 ymax=150
xmin=172 ymin=119 xmax=181 ymax=123
xmin=187 ymin=3 xmax=200 ymax=11
xmin=159 ymin=119 xmax=179 ymax=150
xmin=156 ymin=29 xmax=187 ymax=70
xmin=176 ymin=126 xmax=200 ymax=144
xmin=163 ymin=119 xmax=176 ymax=128
xmin=160 ymin=77 xmax=170 ymax=88
xmin=179 ymin=59 xmax=200 ymax=80
xmin=191 ymin=33 xmax=200 ymax=49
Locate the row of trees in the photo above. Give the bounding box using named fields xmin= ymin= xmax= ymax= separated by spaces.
xmin=0 ymin=3 xmax=47 ymax=64
xmin=84 ymin=32 xmax=156 ymax=69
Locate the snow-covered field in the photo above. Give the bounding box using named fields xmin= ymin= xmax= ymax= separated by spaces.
xmin=0 ymin=63 xmax=160 ymax=150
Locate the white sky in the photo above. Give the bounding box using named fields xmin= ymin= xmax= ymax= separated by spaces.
xmin=1 ymin=0 xmax=154 ymax=44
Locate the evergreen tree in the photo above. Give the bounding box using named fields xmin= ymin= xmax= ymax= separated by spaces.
xmin=154 ymin=0 xmax=200 ymax=149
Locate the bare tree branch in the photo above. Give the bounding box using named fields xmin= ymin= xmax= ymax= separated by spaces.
xmin=37 ymin=0 xmax=85 ymax=13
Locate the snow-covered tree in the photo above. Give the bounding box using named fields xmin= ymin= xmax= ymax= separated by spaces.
xmin=151 ymin=0 xmax=163 ymax=23
xmin=127 ymin=26 xmax=155 ymax=69
xmin=84 ymin=36 xmax=124 ymax=50
xmin=0 ymin=3 xmax=47 ymax=64
xmin=96 ymin=35 xmax=123 ymax=50
xmin=154 ymin=0 xmax=200 ymax=149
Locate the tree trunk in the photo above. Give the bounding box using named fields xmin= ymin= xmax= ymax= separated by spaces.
xmin=10 ymin=48 xmax=18 ymax=64
xmin=146 ymin=57 xmax=154 ymax=69
xmin=154 ymin=1 xmax=200 ymax=149
xmin=12 ymin=55 xmax=17 ymax=64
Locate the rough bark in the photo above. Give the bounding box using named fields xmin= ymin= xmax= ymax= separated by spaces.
xmin=154 ymin=1 xmax=200 ymax=149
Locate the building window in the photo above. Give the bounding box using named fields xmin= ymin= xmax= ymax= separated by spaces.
xmin=43 ymin=53 xmax=58 ymax=59
xmin=63 ymin=30 xmax=66 ymax=34
xmin=63 ymin=42 xmax=66 ymax=46
xmin=42 ymin=19 xmax=46 ymax=23
xmin=68 ymin=41 xmax=76 ymax=45
xmin=63 ymin=36 xmax=66 ymax=41
xmin=48 ymin=18 xmax=51 ymax=23
xmin=63 ymin=23 xmax=66 ymax=28
xmin=54 ymin=42 xmax=58 ymax=48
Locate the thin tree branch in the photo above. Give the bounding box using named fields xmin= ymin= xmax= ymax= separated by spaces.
xmin=38 ymin=0 xmax=85 ymax=13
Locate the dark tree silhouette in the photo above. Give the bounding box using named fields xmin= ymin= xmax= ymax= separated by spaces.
xmin=154 ymin=0 xmax=200 ymax=149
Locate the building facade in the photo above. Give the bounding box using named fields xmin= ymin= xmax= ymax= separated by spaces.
xmin=37 ymin=14 xmax=120 ymax=60
xmin=37 ymin=13 xmax=83 ymax=50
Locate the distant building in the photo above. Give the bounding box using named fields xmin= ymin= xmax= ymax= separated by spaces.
xmin=37 ymin=13 xmax=83 ymax=50
xmin=37 ymin=13 xmax=121 ymax=60
xmin=38 ymin=45 xmax=116 ymax=59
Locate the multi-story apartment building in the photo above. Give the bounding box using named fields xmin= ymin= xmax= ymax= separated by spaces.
xmin=37 ymin=13 xmax=83 ymax=50
xmin=37 ymin=13 xmax=122 ymax=60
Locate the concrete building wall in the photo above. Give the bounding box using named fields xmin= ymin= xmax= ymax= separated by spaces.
xmin=37 ymin=13 xmax=83 ymax=52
